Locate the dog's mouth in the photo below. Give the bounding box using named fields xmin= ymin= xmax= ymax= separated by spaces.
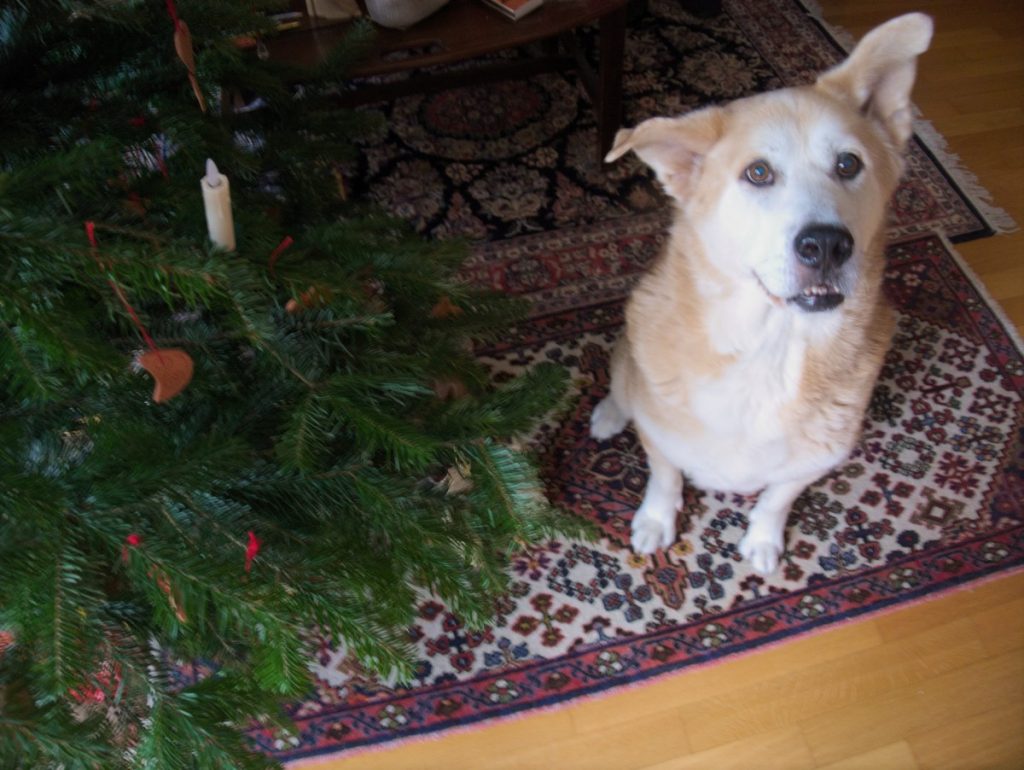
xmin=753 ymin=272 xmax=846 ymax=312
xmin=788 ymin=282 xmax=845 ymax=312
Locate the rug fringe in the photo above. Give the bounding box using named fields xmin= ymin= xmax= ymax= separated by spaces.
xmin=796 ymin=0 xmax=858 ymax=51
xmin=795 ymin=0 xmax=1019 ymax=235
xmin=911 ymin=116 xmax=1020 ymax=235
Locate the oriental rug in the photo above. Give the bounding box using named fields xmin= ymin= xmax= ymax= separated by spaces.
xmin=251 ymin=225 xmax=1023 ymax=763
xmin=245 ymin=0 xmax=1023 ymax=763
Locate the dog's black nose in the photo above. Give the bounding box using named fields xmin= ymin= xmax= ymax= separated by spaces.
xmin=794 ymin=224 xmax=854 ymax=269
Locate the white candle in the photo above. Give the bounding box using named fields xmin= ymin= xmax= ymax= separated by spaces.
xmin=201 ymin=158 xmax=235 ymax=251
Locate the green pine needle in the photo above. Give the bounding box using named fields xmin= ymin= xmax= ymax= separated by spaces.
xmin=0 ymin=1 xmax=588 ymax=765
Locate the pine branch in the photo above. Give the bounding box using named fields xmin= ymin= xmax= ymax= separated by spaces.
xmin=331 ymin=394 xmax=439 ymax=471
xmin=0 ymin=1 xmax=586 ymax=763
xmin=0 ymin=713 xmax=115 ymax=770
xmin=139 ymin=673 xmax=283 ymax=770
xmin=275 ymin=391 xmax=332 ymax=472
xmin=0 ymin=322 xmax=62 ymax=403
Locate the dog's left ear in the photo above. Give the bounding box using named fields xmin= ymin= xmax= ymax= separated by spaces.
xmin=815 ymin=13 xmax=933 ymax=147
xmin=605 ymin=106 xmax=724 ymax=201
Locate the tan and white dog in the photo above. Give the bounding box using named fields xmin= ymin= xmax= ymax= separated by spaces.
xmin=592 ymin=14 xmax=933 ymax=574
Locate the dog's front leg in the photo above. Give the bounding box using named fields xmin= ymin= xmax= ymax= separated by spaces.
xmin=631 ymin=429 xmax=683 ymax=554
xmin=739 ymin=476 xmax=819 ymax=575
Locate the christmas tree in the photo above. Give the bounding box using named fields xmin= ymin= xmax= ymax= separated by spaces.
xmin=0 ymin=2 xmax=584 ymax=766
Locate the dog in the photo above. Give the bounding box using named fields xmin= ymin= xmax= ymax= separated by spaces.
xmin=592 ymin=13 xmax=933 ymax=575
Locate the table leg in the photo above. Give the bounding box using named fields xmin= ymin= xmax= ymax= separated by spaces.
xmin=597 ymin=5 xmax=627 ymax=164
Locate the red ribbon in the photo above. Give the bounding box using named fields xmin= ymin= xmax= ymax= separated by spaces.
xmin=165 ymin=0 xmax=180 ymax=29
xmin=267 ymin=236 xmax=294 ymax=275
xmin=245 ymin=530 xmax=260 ymax=573
xmin=121 ymin=532 xmax=142 ymax=564
xmin=84 ymin=222 xmax=162 ymax=358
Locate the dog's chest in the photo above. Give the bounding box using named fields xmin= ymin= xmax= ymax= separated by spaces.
xmin=638 ymin=318 xmax=814 ymax=491
xmin=700 ymin=324 xmax=805 ymax=431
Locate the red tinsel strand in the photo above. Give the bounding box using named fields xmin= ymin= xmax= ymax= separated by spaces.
xmin=267 ymin=236 xmax=294 ymax=275
xmin=244 ymin=530 xmax=260 ymax=573
xmin=84 ymin=222 xmax=162 ymax=358
xmin=165 ymin=0 xmax=180 ymax=29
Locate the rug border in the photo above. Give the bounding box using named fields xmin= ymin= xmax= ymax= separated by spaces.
xmin=286 ymin=560 xmax=1024 ymax=768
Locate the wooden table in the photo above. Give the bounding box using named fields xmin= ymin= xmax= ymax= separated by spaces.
xmin=265 ymin=0 xmax=629 ymax=160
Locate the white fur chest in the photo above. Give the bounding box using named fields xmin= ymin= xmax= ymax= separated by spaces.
xmin=635 ymin=300 xmax=829 ymax=493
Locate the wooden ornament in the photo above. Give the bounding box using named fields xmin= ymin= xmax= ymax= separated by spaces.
xmin=431 ymin=376 xmax=469 ymax=401
xmin=149 ymin=567 xmax=188 ymax=622
xmin=138 ymin=348 xmax=194 ymax=403
xmin=285 ymin=285 xmax=332 ymax=313
xmin=173 ymin=20 xmax=207 ymax=113
xmin=442 ymin=462 xmax=473 ymax=495
xmin=430 ymin=296 xmax=463 ymax=319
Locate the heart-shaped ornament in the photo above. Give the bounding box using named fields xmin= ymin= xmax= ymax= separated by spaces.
xmin=138 ymin=348 xmax=194 ymax=403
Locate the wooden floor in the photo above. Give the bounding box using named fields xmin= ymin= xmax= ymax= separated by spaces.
xmin=308 ymin=2 xmax=1024 ymax=768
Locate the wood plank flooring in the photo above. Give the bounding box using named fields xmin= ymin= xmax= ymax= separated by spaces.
xmin=307 ymin=1 xmax=1024 ymax=767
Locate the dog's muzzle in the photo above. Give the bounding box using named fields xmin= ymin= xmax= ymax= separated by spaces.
xmin=788 ymin=224 xmax=853 ymax=312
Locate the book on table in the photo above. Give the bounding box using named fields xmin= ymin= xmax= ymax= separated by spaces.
xmin=481 ymin=0 xmax=546 ymax=21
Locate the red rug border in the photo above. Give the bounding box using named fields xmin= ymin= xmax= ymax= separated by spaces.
xmin=279 ymin=523 xmax=1024 ymax=765
xmin=285 ymin=542 xmax=1024 ymax=767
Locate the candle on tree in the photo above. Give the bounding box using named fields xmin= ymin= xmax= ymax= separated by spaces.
xmin=201 ymin=158 xmax=235 ymax=251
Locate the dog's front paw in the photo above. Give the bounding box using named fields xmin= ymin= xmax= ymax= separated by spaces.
xmin=739 ymin=530 xmax=784 ymax=575
xmin=630 ymin=509 xmax=677 ymax=554
xmin=590 ymin=397 xmax=627 ymax=440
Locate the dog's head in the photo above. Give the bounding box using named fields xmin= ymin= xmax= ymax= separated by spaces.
xmin=607 ymin=13 xmax=933 ymax=312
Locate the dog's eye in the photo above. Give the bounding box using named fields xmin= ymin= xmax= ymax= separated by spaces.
xmin=744 ymin=160 xmax=775 ymax=186
xmin=836 ymin=152 xmax=862 ymax=179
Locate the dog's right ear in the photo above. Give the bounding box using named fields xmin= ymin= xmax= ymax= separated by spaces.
xmin=815 ymin=13 xmax=933 ymax=147
xmin=605 ymin=107 xmax=724 ymax=201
